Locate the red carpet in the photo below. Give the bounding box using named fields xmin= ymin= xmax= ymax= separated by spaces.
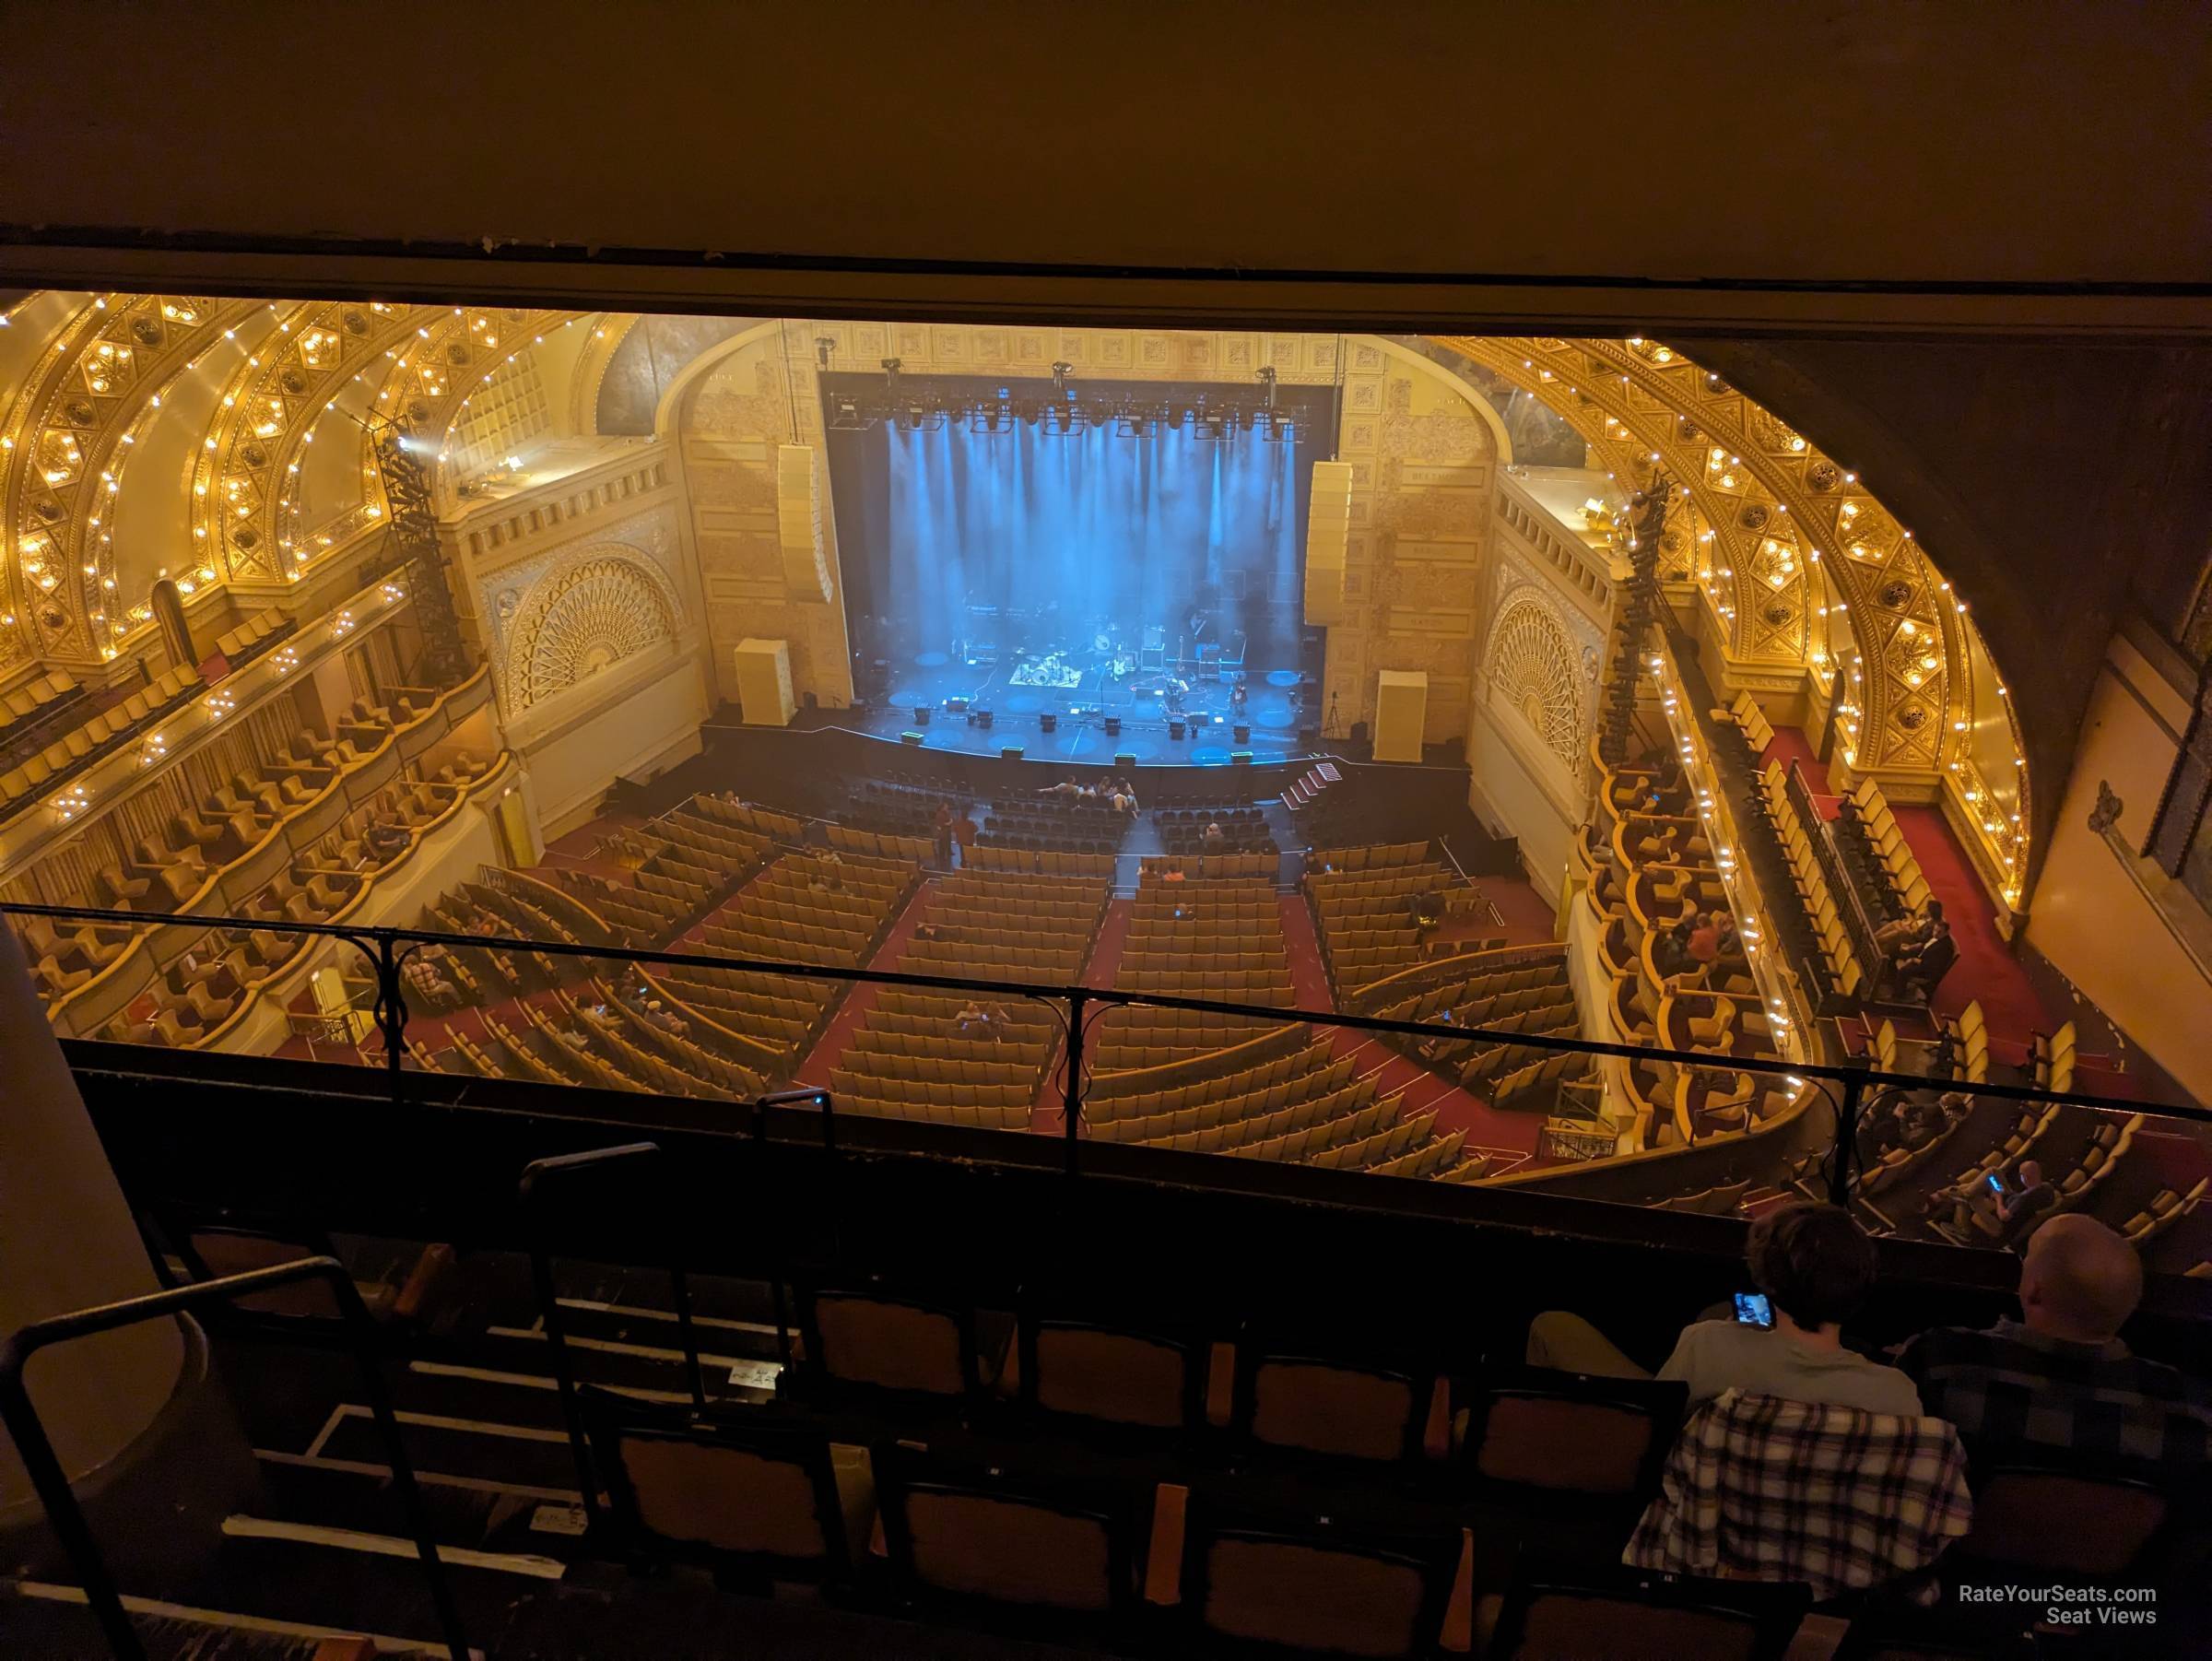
xmin=1888 ymin=803 xmax=2051 ymax=1043
xmin=1764 ymin=726 xmax=2051 ymax=1053
xmin=795 ymin=876 xmax=938 ymax=1089
xmin=1083 ymin=897 xmax=1133 ymax=990
xmin=1276 ymin=893 xmax=1541 ymax=1169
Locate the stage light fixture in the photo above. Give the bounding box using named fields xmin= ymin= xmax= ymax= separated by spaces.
xmin=1050 ymin=360 xmax=1074 ymax=398
xmin=881 ymin=357 xmax=903 ymax=395
xmin=827 ymin=395 xmax=870 ymax=430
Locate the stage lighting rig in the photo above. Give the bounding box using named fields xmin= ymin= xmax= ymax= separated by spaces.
xmin=816 ymin=337 xmax=836 ymax=371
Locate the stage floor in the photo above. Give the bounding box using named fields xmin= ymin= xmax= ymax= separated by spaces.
xmin=861 ymin=654 xmax=1314 ymax=767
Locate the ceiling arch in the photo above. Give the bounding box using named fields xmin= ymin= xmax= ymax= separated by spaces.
xmin=1430 ymin=334 xmax=2029 ymax=901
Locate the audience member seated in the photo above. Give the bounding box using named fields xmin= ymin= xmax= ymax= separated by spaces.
xmin=1897 ymin=1214 xmax=2212 ymax=1463
xmin=1525 ymin=1202 xmax=1922 ymax=1416
xmin=1624 ymin=1382 xmax=1971 ymax=1602
xmin=1936 ymin=1157 xmax=2057 ymax=1251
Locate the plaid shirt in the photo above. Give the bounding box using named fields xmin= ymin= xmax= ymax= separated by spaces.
xmin=1626 ymin=1390 xmax=1972 ymax=1600
xmin=1895 ymin=1318 xmax=2212 ymax=1464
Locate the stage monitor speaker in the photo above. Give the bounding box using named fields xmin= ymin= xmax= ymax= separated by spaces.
xmin=1114 ymin=752 xmax=1136 ymax=770
xmin=1372 ymin=669 xmax=1428 ymax=762
xmin=1103 ymin=715 xmax=1122 ymax=736
xmin=1231 ymin=750 xmax=1253 ymax=766
xmin=1169 ymin=718 xmax=1187 ymax=740
xmin=1232 ymin=723 xmax=1251 ymax=744
xmin=1000 ymin=745 xmax=1024 ymax=761
xmin=732 ymin=638 xmax=796 ymax=727
xmin=1040 ymin=713 xmax=1057 ymax=733
xmin=914 ymin=706 xmax=931 ymax=724
xmin=901 ymin=730 xmax=924 ymax=747
xmin=947 ymin=696 xmax=969 ymax=713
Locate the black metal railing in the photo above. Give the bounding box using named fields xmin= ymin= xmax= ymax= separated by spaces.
xmin=0 ymin=1256 xmax=469 ymax=1661
xmin=10 ymin=898 xmax=2208 ymax=1221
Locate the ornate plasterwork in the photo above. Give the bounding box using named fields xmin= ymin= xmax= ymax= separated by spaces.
xmin=1430 ymin=335 xmax=2027 ymax=885
xmin=499 ymin=529 xmax=683 ymax=714
xmin=1485 ymin=591 xmax=1586 ymax=767
xmin=505 ymin=548 xmax=678 ymax=711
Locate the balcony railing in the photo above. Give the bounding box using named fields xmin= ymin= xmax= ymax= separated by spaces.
xmin=10 ymin=897 xmax=2207 ymax=1259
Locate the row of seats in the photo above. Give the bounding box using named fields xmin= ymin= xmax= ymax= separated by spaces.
xmin=962 ymin=843 xmax=1116 ymax=877
xmin=835 ymin=874 xmax=1107 ymax=1119
xmin=1758 ymin=760 xmax=1867 ymax=999
xmin=0 ymin=666 xmax=83 ymax=746
xmin=1836 ymin=774 xmax=1936 ymax=921
xmin=1307 ymin=855 xmax=1451 ymax=995
xmin=1 ymin=663 xmax=204 ymax=818
xmin=210 ymin=606 xmax=291 ymax=666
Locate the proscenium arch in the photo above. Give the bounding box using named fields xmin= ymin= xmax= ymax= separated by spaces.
xmin=0 ymin=296 xmax=2031 ymax=905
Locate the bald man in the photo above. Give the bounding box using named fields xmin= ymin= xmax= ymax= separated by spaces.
xmin=1897 ymin=1215 xmax=2212 ymax=1462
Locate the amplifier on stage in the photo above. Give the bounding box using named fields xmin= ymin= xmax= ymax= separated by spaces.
xmin=1169 ymin=718 xmax=1187 ymax=740
xmin=1103 ymin=714 xmax=1122 ymax=736
xmin=975 ymin=707 xmax=994 ymax=728
xmin=1040 ymin=713 xmax=1057 ymax=733
xmin=946 ymin=696 xmax=969 ymax=713
xmin=913 ymin=706 xmax=931 ymax=724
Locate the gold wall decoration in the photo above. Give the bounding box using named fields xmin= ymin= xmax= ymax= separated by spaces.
xmin=505 ymin=548 xmax=678 ymax=713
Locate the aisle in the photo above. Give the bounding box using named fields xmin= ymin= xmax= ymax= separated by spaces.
xmin=1276 ymin=892 xmax=1542 ymax=1171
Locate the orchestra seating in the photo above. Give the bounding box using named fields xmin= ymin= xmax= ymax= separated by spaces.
xmin=552 ymin=793 xmax=777 ymax=946
xmin=827 ymin=869 xmax=1110 ymax=1128
xmin=1092 ymin=870 xmax=1293 ymax=1073
xmin=978 ymin=790 xmax=1128 ymax=854
xmin=1086 ymin=1028 xmax=1480 ymax=1180
xmin=841 ymin=777 xmax=953 ymax=842
xmin=661 ymin=849 xmax=919 ymax=1066
xmin=1155 ymin=803 xmax=1277 ymax=856
xmin=1305 ymin=853 xmax=1454 ymax=994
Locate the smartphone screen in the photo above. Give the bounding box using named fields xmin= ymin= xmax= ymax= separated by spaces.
xmin=1984 ymin=1172 xmax=2008 ymax=1196
xmin=1734 ymin=1292 xmax=1772 ymax=1328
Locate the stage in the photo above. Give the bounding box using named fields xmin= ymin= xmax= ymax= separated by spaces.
xmin=867 ymin=651 xmax=1315 ymax=766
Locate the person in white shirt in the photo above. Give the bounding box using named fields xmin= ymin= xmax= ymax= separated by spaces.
xmin=1527 ymin=1200 xmax=1923 ymax=1416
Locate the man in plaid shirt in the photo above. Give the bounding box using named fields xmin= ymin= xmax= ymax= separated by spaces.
xmin=1625 ymin=1388 xmax=1974 ymax=1600
xmin=1896 ymin=1214 xmax=2212 ymax=1462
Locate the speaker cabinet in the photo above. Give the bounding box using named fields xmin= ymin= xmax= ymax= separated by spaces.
xmin=1169 ymin=718 xmax=1187 ymax=740
xmin=732 ymin=639 xmax=795 ymax=727
xmin=1232 ymin=723 xmax=1251 ymax=744
xmin=914 ymin=706 xmax=931 ymax=724
xmin=1000 ymin=745 xmax=1024 ymax=760
xmin=1372 ymin=669 xmax=1428 ymax=763
xmin=1040 ymin=713 xmax=1057 ymax=733
xmin=1104 ymin=714 xmax=1123 ymax=736
xmin=1114 ymin=751 xmax=1136 ymax=769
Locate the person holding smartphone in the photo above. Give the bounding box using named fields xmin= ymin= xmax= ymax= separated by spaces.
xmin=1526 ymin=1201 xmax=1923 ymax=1416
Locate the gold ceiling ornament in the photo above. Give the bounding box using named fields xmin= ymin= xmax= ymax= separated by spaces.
xmin=1428 ymin=333 xmax=2027 ymax=883
xmin=188 ymin=303 xmax=587 ymax=595
xmin=2 ymin=294 xmax=251 ymax=664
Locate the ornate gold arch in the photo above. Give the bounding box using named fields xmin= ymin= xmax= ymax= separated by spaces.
xmin=1430 ymin=335 xmax=2028 ymax=894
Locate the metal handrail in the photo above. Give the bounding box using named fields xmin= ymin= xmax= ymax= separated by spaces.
xmin=0 ymin=1255 xmax=469 ymax=1661
xmin=10 ymin=899 xmax=2208 ymax=1216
